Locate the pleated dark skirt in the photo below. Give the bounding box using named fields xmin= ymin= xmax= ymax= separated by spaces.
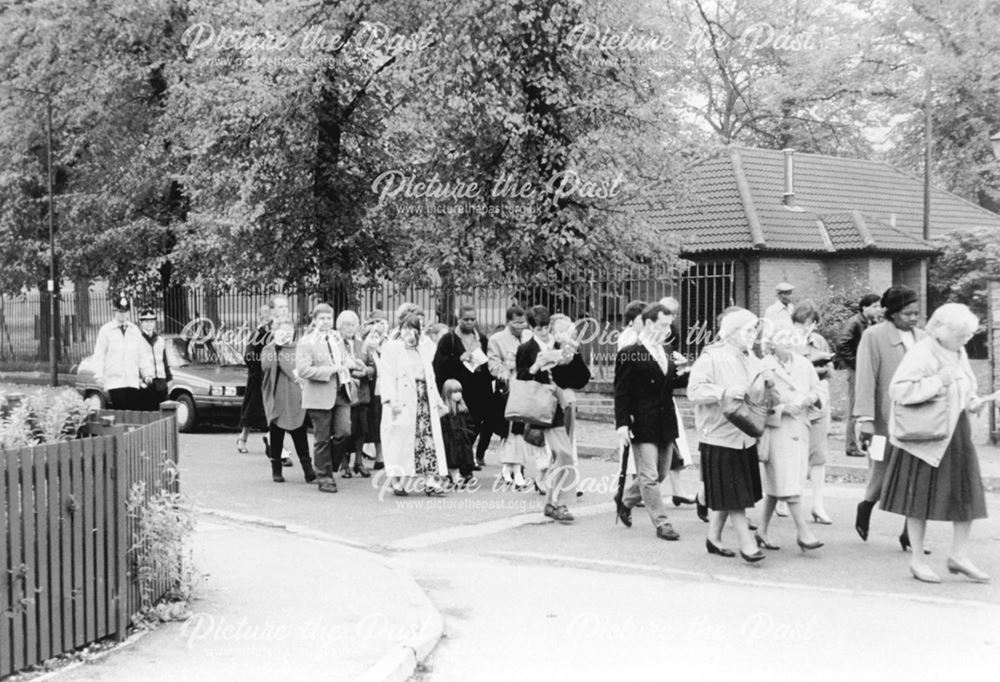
xmin=700 ymin=442 xmax=762 ymax=511
xmin=880 ymin=412 xmax=987 ymax=522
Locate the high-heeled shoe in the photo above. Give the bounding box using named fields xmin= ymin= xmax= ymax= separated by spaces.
xmin=614 ymin=493 xmax=632 ymax=528
xmin=341 ymin=467 xmax=353 ymax=479
xmin=353 ymin=464 xmax=372 ymax=478
xmin=797 ymin=538 xmax=824 ymax=552
xmin=705 ymin=539 xmax=735 ymax=557
xmin=755 ymin=532 xmax=780 ymax=551
xmin=855 ymin=500 xmax=874 ymax=541
xmin=909 ymin=564 xmax=941 ymax=583
xmin=740 ymin=549 xmax=766 ymax=563
xmin=899 ymin=530 xmax=932 ymax=554
xmin=810 ymin=510 xmax=833 ymax=525
xmin=696 ymin=498 xmax=709 ymax=523
xmin=672 ymin=495 xmax=697 ymax=506
xmin=236 ymin=438 xmax=249 ymax=454
xmin=946 ymin=558 xmax=990 ymax=583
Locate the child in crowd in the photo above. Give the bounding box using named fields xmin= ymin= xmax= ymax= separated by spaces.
xmin=440 ymin=379 xmax=476 ymax=487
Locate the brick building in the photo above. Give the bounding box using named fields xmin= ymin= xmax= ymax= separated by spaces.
xmin=638 ymin=146 xmax=1000 ymax=322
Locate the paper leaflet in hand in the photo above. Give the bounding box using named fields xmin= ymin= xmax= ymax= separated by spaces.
xmin=463 ymin=347 xmax=488 ymax=373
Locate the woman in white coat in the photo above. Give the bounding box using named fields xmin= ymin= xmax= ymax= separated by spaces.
xmin=380 ymin=313 xmax=449 ymax=496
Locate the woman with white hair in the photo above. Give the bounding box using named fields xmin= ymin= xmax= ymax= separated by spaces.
xmin=880 ymin=303 xmax=991 ymax=583
xmin=755 ymin=322 xmax=826 ymax=552
xmin=687 ymin=307 xmax=766 ymax=563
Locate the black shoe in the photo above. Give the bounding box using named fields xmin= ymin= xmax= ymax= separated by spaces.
xmin=855 ymin=500 xmax=875 ymax=541
xmin=740 ymin=550 xmax=766 ymax=563
xmin=341 ymin=467 xmax=353 ymax=479
xmin=613 ymin=494 xmax=632 ymax=527
xmin=672 ymin=495 xmax=697 ymax=506
xmin=797 ymin=538 xmax=824 ymax=552
xmin=696 ymin=498 xmax=709 ymax=523
xmin=846 ymin=451 xmax=866 ymax=457
xmin=656 ymin=524 xmax=680 ymax=541
xmin=353 ymin=465 xmax=372 ymax=478
xmin=282 ymin=456 xmax=293 ymax=467
xmin=706 ymin=539 xmax=735 ymax=557
xmin=373 ymin=461 xmax=385 ymax=470
xmin=472 ymin=463 xmax=483 ymax=472
xmin=317 ymin=479 xmax=338 ymax=493
xmin=270 ymin=458 xmax=284 ymax=483
xmin=755 ymin=532 xmax=780 ymax=551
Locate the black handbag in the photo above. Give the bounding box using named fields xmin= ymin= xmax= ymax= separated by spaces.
xmin=721 ymin=371 xmax=775 ymax=438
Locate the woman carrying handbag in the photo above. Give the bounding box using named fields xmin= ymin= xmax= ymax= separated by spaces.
xmin=880 ymin=303 xmax=991 ymax=584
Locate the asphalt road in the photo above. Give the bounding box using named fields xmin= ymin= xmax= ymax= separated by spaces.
xmin=179 ymin=431 xmax=1000 ymax=680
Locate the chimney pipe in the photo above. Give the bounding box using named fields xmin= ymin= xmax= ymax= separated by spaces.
xmin=782 ymin=148 xmax=795 ymax=206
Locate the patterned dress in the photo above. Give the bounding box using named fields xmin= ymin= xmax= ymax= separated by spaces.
xmin=413 ymin=378 xmax=440 ymax=476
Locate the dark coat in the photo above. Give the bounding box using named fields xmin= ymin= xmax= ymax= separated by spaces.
xmin=440 ymin=411 xmax=475 ymax=475
xmin=834 ymin=312 xmax=872 ymax=370
xmin=342 ymin=337 xmax=376 ymax=405
xmin=433 ymin=329 xmax=493 ymax=412
xmin=512 ymin=337 xmax=591 ymax=434
xmin=260 ymin=343 xmax=306 ymax=431
xmin=613 ymin=342 xmax=679 ymax=444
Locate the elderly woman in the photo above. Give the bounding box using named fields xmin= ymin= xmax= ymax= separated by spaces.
xmin=687 ymin=307 xmax=766 ymax=563
xmin=380 ymin=313 xmax=449 ymax=496
xmin=336 ymin=310 xmax=375 ymax=478
xmin=790 ymin=300 xmax=835 ymax=524
xmin=260 ymin=320 xmax=315 ymax=483
xmin=854 ymin=286 xmax=925 ymax=549
xmin=880 ymin=303 xmax=990 ymax=583
xmin=362 ymin=310 xmax=390 ymax=471
xmin=755 ymin=322 xmax=826 ymax=552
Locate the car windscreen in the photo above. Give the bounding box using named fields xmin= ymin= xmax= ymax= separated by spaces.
xmin=168 ymin=338 xmax=243 ymax=367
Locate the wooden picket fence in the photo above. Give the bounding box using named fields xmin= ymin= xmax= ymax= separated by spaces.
xmin=0 ymin=406 xmax=180 ymax=679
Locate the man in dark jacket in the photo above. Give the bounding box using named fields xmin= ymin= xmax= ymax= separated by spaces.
xmin=433 ymin=304 xmax=494 ymax=465
xmin=834 ymin=294 xmax=882 ymax=457
xmin=612 ymin=303 xmax=682 ymax=541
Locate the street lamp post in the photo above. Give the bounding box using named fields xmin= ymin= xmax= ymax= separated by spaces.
xmin=13 ymin=86 xmax=58 ymax=386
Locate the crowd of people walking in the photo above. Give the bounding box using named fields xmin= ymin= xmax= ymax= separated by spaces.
xmin=90 ymin=282 xmax=992 ymax=584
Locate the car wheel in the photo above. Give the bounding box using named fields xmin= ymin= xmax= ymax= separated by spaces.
xmin=174 ymin=393 xmax=197 ymax=433
xmin=84 ymin=391 xmax=107 ymax=412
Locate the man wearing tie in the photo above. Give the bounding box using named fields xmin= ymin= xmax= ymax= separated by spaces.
xmin=296 ymin=303 xmax=351 ymax=493
xmin=91 ymin=295 xmax=153 ymax=411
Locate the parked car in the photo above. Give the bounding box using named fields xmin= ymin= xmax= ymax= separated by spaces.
xmin=76 ymin=334 xmax=248 ymax=432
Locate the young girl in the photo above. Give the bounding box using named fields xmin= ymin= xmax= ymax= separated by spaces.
xmin=440 ymin=379 xmax=476 ymax=486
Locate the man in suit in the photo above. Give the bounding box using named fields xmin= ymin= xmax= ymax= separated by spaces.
xmin=433 ymin=304 xmax=493 ymax=466
xmin=296 ymin=303 xmax=353 ymax=493
xmin=516 ymin=305 xmax=591 ymax=523
xmin=92 ymin=295 xmax=153 ymax=411
xmin=612 ymin=302 xmax=683 ymax=541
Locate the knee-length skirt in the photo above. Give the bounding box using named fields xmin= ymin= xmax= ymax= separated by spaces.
xmin=880 ymin=411 xmax=987 ymax=522
xmin=701 ymin=442 xmax=762 ymax=511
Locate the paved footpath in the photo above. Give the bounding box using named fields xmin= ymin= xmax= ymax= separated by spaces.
xmin=37 ymin=425 xmax=1000 ymax=682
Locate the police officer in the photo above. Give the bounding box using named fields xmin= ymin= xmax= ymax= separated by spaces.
xmin=92 ymin=295 xmax=153 ymax=411
xmin=138 ymin=309 xmax=171 ymax=411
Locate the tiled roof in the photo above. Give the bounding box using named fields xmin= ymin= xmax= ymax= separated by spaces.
xmin=637 ymin=146 xmax=1000 ymax=255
